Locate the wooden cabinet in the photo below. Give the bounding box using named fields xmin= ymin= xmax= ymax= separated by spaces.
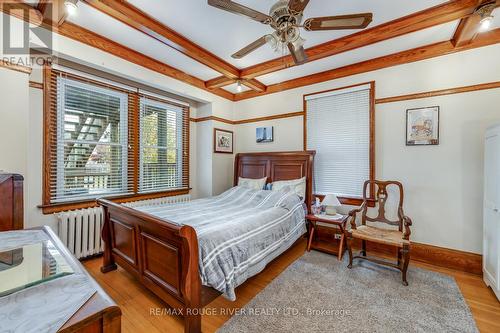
xmin=0 ymin=173 xmax=23 ymax=231
xmin=484 ymin=125 xmax=500 ymax=301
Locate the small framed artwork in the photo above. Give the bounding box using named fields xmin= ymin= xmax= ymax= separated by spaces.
xmin=214 ymin=128 xmax=233 ymax=154
xmin=256 ymin=126 xmax=273 ymax=143
xmin=406 ymin=106 xmax=439 ymax=146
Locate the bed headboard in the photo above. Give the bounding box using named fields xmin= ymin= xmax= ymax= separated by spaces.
xmin=234 ymin=151 xmax=316 ymax=210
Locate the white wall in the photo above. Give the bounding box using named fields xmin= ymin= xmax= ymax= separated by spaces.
xmin=232 ymin=44 xmax=500 ymax=254
xmin=212 ymin=121 xmax=235 ymax=195
xmin=0 ymin=68 xmax=29 ymax=175
xmin=0 ymin=67 xmax=29 ymax=223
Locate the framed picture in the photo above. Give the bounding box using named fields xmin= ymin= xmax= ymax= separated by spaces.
xmin=214 ymin=128 xmax=233 ymax=154
xmin=406 ymin=106 xmax=439 ymax=146
xmin=256 ymin=126 xmax=273 ymax=143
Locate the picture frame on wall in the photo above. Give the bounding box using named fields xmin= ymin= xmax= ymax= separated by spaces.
xmin=214 ymin=128 xmax=233 ymax=154
xmin=406 ymin=106 xmax=440 ymax=146
xmin=256 ymin=126 xmax=274 ymax=143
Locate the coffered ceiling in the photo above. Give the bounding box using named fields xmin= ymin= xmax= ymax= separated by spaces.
xmin=13 ymin=0 xmax=500 ymax=100
xmin=126 ymin=0 xmax=449 ymax=68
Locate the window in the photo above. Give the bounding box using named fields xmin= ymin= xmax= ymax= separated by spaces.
xmin=43 ymin=67 xmax=189 ymax=212
xmin=304 ymin=82 xmax=374 ymax=199
xmin=55 ymin=77 xmax=129 ymax=202
xmin=139 ymin=97 xmax=186 ymax=193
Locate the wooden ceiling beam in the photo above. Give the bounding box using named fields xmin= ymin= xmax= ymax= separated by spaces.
xmin=234 ymin=28 xmax=500 ymax=101
xmin=31 ymin=0 xmax=69 ymax=26
xmin=83 ymin=0 xmax=240 ymax=79
xmin=205 ymin=76 xmax=267 ymax=93
xmin=54 ymin=0 xmax=68 ymax=26
xmin=206 ymin=76 xmax=236 ymax=89
xmin=452 ymin=0 xmax=500 ymax=47
xmin=36 ymin=0 xmax=49 ymax=16
xmin=52 ymin=21 xmax=235 ymax=100
xmin=241 ymin=79 xmax=266 ymax=92
xmin=240 ymin=0 xmax=480 ymax=80
xmin=0 ymin=0 xmax=43 ymax=26
xmin=0 ymin=2 xmax=235 ymax=100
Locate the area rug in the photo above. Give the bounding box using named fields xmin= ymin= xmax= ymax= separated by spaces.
xmin=218 ymin=251 xmax=478 ymax=333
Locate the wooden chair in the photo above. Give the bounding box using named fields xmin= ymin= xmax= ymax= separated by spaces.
xmin=345 ymin=180 xmax=413 ymax=286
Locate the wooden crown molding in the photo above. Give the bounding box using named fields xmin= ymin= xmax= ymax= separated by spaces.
xmin=83 ymin=0 xmax=266 ymax=93
xmin=233 ymin=28 xmax=500 ymax=101
xmin=238 ymin=0 xmax=480 ymax=80
xmin=376 ymin=81 xmax=500 ymax=104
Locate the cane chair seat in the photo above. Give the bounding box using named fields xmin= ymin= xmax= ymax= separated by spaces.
xmin=351 ymin=225 xmax=410 ymax=248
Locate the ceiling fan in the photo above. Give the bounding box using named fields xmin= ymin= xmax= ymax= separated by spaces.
xmin=208 ymin=0 xmax=373 ymax=65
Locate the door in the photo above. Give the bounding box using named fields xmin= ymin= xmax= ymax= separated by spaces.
xmin=484 ymin=131 xmax=500 ymax=291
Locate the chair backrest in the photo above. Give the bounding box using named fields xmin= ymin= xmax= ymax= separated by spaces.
xmin=361 ymin=180 xmax=404 ymax=231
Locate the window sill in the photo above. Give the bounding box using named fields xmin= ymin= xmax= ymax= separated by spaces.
xmin=38 ymin=188 xmax=191 ymax=214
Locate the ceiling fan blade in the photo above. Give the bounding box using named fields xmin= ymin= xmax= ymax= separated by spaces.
xmin=232 ymin=35 xmax=269 ymax=59
xmin=208 ymin=0 xmax=272 ymax=24
xmin=288 ymin=0 xmax=310 ymax=14
xmin=288 ymin=43 xmax=308 ymax=65
xmin=303 ymin=13 xmax=373 ymax=31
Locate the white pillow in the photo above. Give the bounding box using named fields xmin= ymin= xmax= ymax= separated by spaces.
xmin=238 ymin=177 xmax=267 ymax=190
xmin=271 ymin=177 xmax=306 ymax=199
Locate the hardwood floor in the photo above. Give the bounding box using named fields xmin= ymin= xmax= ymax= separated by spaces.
xmin=83 ymin=239 xmax=500 ymax=333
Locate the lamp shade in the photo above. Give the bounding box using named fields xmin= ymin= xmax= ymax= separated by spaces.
xmin=321 ymin=194 xmax=341 ymax=207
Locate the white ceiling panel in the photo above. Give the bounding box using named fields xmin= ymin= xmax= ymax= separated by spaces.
xmin=222 ymin=82 xmax=251 ymax=94
xmin=492 ymin=8 xmax=500 ymax=29
xmin=129 ymin=0 xmax=448 ymax=68
xmin=67 ymin=2 xmax=221 ymax=80
xmin=257 ymin=20 xmax=460 ymax=85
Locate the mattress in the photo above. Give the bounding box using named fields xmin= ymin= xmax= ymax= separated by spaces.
xmin=135 ymin=186 xmax=307 ymax=300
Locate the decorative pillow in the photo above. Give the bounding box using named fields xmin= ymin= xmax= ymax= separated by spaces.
xmin=271 ymin=177 xmax=306 ymax=199
xmin=238 ymin=177 xmax=267 ymax=190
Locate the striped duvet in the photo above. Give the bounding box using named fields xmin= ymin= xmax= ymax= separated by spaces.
xmin=135 ymin=186 xmax=307 ymax=300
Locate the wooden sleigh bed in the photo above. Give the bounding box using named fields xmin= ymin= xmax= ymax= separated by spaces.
xmin=97 ymin=151 xmax=315 ymax=333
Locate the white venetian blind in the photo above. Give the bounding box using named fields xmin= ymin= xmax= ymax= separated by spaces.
xmin=306 ymin=84 xmax=371 ymax=197
xmin=139 ymin=96 xmax=187 ymax=193
xmin=54 ymin=76 xmax=129 ymax=202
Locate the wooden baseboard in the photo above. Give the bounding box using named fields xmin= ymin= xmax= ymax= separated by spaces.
xmin=315 ymin=226 xmax=482 ymax=275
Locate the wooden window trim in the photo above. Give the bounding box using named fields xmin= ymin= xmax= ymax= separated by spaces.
xmin=41 ymin=64 xmax=190 ymax=214
xmin=39 ymin=188 xmax=191 ymax=214
xmin=303 ymin=81 xmax=376 ymax=205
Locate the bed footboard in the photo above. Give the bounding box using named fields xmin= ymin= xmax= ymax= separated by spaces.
xmin=98 ymin=199 xmax=202 ymax=333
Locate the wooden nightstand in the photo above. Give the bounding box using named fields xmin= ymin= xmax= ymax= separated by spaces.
xmin=306 ymin=214 xmax=349 ymax=260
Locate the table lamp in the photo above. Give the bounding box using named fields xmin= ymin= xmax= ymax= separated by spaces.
xmin=322 ymin=194 xmax=341 ymax=215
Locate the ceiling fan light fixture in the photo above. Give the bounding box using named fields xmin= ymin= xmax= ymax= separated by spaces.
xmin=265 ymin=33 xmax=280 ymax=51
xmin=479 ymin=16 xmax=493 ymax=32
xmin=476 ymin=2 xmax=495 ymax=32
xmin=290 ymin=35 xmax=305 ymax=51
xmin=64 ymin=0 xmax=79 ymax=16
xmin=236 ymin=80 xmax=243 ymax=93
